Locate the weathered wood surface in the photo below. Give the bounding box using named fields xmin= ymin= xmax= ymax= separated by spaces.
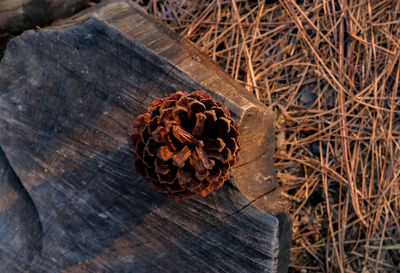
xmin=0 ymin=0 xmax=89 ymax=33
xmin=0 ymin=148 xmax=42 ymax=272
xmin=0 ymin=1 xmax=291 ymax=272
xmin=56 ymin=0 xmax=285 ymax=216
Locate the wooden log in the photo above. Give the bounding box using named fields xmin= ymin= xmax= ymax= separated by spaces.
xmin=0 ymin=0 xmax=89 ymax=33
xmin=0 ymin=0 xmax=291 ymax=272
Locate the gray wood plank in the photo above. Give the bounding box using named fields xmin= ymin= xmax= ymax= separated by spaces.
xmin=0 ymin=17 xmax=290 ymax=273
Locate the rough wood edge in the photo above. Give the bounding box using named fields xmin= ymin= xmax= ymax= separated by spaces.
xmin=0 ymin=147 xmax=42 ymax=272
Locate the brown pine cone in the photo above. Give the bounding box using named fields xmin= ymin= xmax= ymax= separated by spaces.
xmin=130 ymin=90 xmax=240 ymax=200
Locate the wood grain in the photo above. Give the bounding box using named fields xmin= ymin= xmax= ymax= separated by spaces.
xmin=0 ymin=1 xmax=291 ymax=272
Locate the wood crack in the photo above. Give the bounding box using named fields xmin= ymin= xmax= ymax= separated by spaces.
xmin=235 ymin=151 xmax=269 ymax=168
xmin=220 ymin=187 xmax=277 ymax=223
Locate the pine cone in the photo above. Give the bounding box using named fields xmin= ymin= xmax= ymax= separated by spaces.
xmin=130 ymin=90 xmax=240 ymax=200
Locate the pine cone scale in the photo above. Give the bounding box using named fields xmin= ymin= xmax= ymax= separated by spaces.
xmin=203 ymin=138 xmax=225 ymax=152
xmin=192 ymin=113 xmax=206 ymax=138
xmin=172 ymin=145 xmax=191 ymax=168
xmin=194 ymin=145 xmax=214 ymax=169
xmin=172 ymin=126 xmax=195 ymax=144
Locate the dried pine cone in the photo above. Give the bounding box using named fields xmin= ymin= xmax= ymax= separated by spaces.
xmin=130 ymin=90 xmax=240 ymax=200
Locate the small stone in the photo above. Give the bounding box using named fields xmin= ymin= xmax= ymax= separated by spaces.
xmin=309 ymin=141 xmax=327 ymax=157
xmin=299 ymin=85 xmax=317 ymax=107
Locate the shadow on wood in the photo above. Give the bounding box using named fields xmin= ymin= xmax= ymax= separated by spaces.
xmin=0 ymin=0 xmax=89 ymax=34
xmin=0 ymin=1 xmax=291 ymax=272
